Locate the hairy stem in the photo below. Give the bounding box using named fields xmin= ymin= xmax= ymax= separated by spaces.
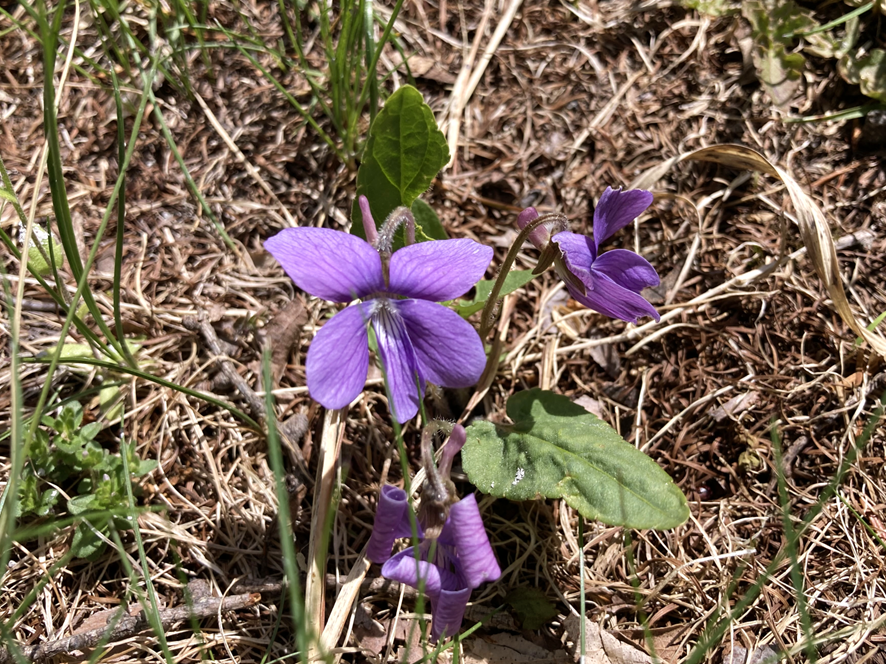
xmin=478 ymin=212 xmax=566 ymax=339
xmin=418 ymin=420 xmax=455 ymax=539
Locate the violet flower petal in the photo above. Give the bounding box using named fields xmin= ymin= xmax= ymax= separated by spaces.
xmin=592 ymin=249 xmax=660 ymax=292
xmin=305 ymin=304 xmax=371 ymax=409
xmin=395 ymin=299 xmax=486 ymax=389
xmin=552 ymin=231 xmax=596 ymax=283
xmin=388 ymin=239 xmax=493 ymax=302
xmin=265 ymin=227 xmax=384 ymax=303
xmin=382 ymin=548 xmax=463 ymax=600
xmin=447 ymin=494 xmax=501 ymax=589
xmin=367 ymin=485 xmax=410 ymax=564
xmin=371 ymin=300 xmax=424 ymax=423
xmin=430 ymin=587 xmax=472 ymax=642
xmin=565 ymin=275 xmax=661 ymax=324
xmin=592 ymin=187 xmax=653 ymax=250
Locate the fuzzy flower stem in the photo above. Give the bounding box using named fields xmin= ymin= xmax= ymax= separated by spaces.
xmin=377 ymin=206 xmax=417 ymax=256
xmin=478 ymin=212 xmax=567 ymax=340
xmin=419 ymin=420 xmax=456 ymax=539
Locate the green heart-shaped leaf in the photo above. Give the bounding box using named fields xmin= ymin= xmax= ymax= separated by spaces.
xmin=463 ymin=389 xmax=689 ymax=530
xmin=353 ymin=85 xmax=449 ymax=243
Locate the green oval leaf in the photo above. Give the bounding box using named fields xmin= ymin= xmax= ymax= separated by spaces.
xmin=352 ymin=85 xmax=449 ymax=242
xmin=462 ymin=389 xmax=689 ymax=530
xmin=452 ymin=270 xmax=536 ymax=317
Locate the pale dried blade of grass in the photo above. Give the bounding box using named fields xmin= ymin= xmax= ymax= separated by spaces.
xmin=630 ymin=143 xmax=886 ymax=356
xmin=306 ymin=407 xmax=346 ymax=659
xmin=443 ymin=0 xmax=522 ymax=167
xmin=319 ymin=547 xmax=371 ymax=656
xmin=193 ymin=91 xmax=298 ymax=228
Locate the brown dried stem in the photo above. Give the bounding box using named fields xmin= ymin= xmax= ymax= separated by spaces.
xmin=0 ymin=592 xmax=261 ymax=664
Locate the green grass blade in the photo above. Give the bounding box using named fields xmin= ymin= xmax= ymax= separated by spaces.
xmin=788 ymin=1 xmax=873 ymax=38
xmin=22 ymin=43 xmax=160 ymax=458
xmin=147 ymin=90 xmax=239 ymax=252
xmin=684 ymin=391 xmax=886 ymax=664
xmin=24 ymin=355 xmax=261 ymax=430
xmin=0 ymin=261 xmax=25 ymax=585
xmin=119 ymin=439 xmax=176 ymax=664
xmin=355 ymin=0 xmax=405 ymax=120
xmin=218 ymin=25 xmax=345 ymax=161
xmin=771 ymin=422 xmax=816 ymax=662
xmin=261 ymin=349 xmax=311 ymax=654
xmin=38 ymin=1 xmax=131 ymax=362
xmin=109 ymin=65 xmax=138 ymax=368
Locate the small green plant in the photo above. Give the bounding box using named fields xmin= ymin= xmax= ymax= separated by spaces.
xmin=283 ymin=0 xmax=402 ymax=164
xmin=684 ymin=0 xmax=886 ymax=109
xmin=19 ymin=402 xmax=157 ymax=559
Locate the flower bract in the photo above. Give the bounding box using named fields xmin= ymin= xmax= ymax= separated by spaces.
xmin=518 ymin=187 xmax=661 ymax=324
xmin=367 ymin=485 xmax=501 ymax=641
xmin=264 ymin=227 xmax=493 ymax=422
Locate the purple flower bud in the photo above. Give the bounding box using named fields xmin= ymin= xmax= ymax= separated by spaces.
xmin=358 ymin=195 xmax=379 ymax=245
xmin=516 ymin=206 xmax=550 ymax=251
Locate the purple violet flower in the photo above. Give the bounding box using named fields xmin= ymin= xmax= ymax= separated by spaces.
xmin=518 ymin=187 xmax=661 ymax=324
xmin=366 ymin=424 xmax=500 ymax=641
xmin=264 ymin=210 xmax=493 ymax=423
xmin=367 ymin=486 xmax=501 ymax=641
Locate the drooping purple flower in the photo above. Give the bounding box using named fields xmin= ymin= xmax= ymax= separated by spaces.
xmin=367 ymin=485 xmax=501 ymax=641
xmin=518 ymin=187 xmax=661 ymax=324
xmin=264 ymin=220 xmax=493 ymax=423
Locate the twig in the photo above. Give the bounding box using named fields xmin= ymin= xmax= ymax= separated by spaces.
xmin=182 ymin=313 xmax=310 ymax=477
xmin=183 ymin=314 xmax=267 ymax=418
xmin=0 ymin=592 xmax=260 ymax=664
xmin=767 ymin=435 xmax=810 ymax=493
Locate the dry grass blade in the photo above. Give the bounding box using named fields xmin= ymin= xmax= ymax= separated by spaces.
xmin=306 ymin=407 xmax=347 ymax=660
xmin=630 ymin=143 xmax=886 ymax=356
xmin=442 ymin=0 xmax=523 ymax=166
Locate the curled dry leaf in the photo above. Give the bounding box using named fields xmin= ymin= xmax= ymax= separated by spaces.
xmin=562 ymin=616 xmax=657 ymax=664
xmin=630 ymin=143 xmax=886 ymax=357
xmin=462 ymin=633 xmax=572 ymax=664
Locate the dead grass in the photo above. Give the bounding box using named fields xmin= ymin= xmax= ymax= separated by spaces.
xmin=1 ymin=0 xmax=885 ymax=662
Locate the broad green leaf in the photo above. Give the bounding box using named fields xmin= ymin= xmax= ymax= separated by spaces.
xmin=755 ymin=44 xmax=805 ymax=107
xmin=353 ymin=85 xmax=449 ymax=243
xmin=67 ymin=493 xmax=97 ymax=515
xmin=411 ymin=198 xmax=448 ymax=241
xmin=452 ymin=270 xmax=536 ymax=317
xmin=26 ymin=228 xmax=64 ymax=277
xmin=505 ymin=588 xmax=559 ymax=630
xmin=71 ymin=522 xmax=106 ymax=559
xmin=373 ymin=86 xmax=448 ymax=203
xmin=80 ymin=421 xmax=101 ymax=441
xmin=462 ymin=389 xmax=689 ymax=530
xmin=99 ymin=384 xmax=125 ymax=422
xmin=840 ymin=49 xmax=886 ymax=101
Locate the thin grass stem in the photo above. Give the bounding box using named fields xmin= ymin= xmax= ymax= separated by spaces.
xmin=261 ymin=349 xmax=311 ymax=655
xmin=24 ymin=356 xmax=260 ymax=429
